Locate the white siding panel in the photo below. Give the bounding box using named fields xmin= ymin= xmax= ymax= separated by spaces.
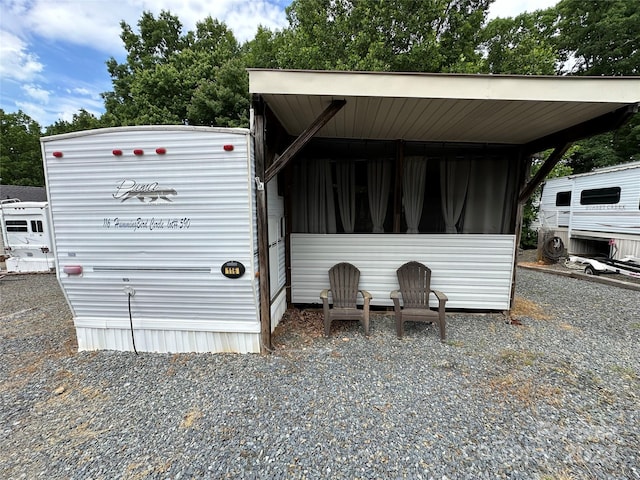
xmin=570 ymin=166 xmax=640 ymax=236
xmin=539 ymin=178 xmax=573 ymax=228
xmin=76 ymin=327 xmax=259 ymax=353
xmin=42 ymin=127 xmax=260 ymax=353
xmin=291 ymin=234 xmax=515 ymax=310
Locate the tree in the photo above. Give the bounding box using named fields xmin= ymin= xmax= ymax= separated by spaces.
xmin=44 ymin=109 xmax=103 ymax=136
xmin=102 ymin=11 xmax=248 ymax=127
xmin=555 ymin=0 xmax=640 ymax=172
xmin=267 ymin=0 xmax=491 ymax=72
xmin=480 ymin=9 xmax=559 ymax=75
xmin=0 ymin=110 xmax=44 ymax=186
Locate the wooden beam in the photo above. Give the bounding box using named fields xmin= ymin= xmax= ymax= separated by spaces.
xmin=253 ymin=103 xmax=272 ymax=354
xmin=393 ymin=140 xmax=404 ymax=233
xmin=523 ymin=104 xmax=638 ymax=155
xmin=518 ymin=142 xmax=571 ymax=203
xmin=264 ymin=99 xmax=346 ymax=182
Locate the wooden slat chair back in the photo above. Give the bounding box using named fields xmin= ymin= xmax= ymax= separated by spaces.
xmin=320 ymin=262 xmax=372 ymax=337
xmin=391 ymin=261 xmax=448 ymax=341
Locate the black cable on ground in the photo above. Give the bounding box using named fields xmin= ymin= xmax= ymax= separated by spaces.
xmin=127 ymin=292 xmax=139 ymax=356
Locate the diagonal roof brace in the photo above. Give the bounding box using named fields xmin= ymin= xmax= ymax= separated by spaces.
xmin=522 ymin=104 xmax=638 ymax=156
xmin=519 ymin=142 xmax=571 ymax=203
xmin=264 ymin=99 xmax=346 ymax=182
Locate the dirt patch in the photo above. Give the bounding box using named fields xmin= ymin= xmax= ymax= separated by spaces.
xmin=510 ymin=296 xmax=552 ymax=321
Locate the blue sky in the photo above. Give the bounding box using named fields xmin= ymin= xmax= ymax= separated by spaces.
xmin=0 ymin=0 xmax=557 ymax=128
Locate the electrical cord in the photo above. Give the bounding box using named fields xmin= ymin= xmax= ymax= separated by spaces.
xmin=127 ymin=292 xmax=139 ymax=356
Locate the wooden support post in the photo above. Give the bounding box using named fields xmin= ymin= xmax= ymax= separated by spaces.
xmin=393 ymin=140 xmax=404 ymax=233
xmin=509 ymin=152 xmax=532 ymax=311
xmin=253 ymin=104 xmax=272 ymax=354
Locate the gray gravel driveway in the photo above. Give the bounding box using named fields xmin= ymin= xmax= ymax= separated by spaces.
xmin=1 ymin=269 xmax=639 ymax=479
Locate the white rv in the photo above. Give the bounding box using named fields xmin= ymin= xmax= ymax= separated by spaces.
xmin=41 ymin=126 xmax=286 ymax=354
xmin=0 ymin=199 xmax=55 ymax=273
xmin=538 ymin=161 xmax=640 ymax=258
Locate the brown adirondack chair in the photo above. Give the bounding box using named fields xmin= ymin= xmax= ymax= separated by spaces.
xmin=390 ymin=261 xmax=447 ymax=341
xmin=320 ymin=262 xmax=372 ymax=337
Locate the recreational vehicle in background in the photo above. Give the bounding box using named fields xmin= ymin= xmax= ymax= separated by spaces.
xmin=538 ymin=161 xmax=640 ymax=259
xmin=0 ymin=199 xmax=55 ymax=273
xmin=41 ymin=126 xmax=286 ymax=354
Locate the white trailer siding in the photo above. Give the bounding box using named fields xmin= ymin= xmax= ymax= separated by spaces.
xmin=538 ymin=178 xmax=573 ymax=228
xmin=570 ymin=165 xmax=640 ymax=237
xmin=0 ymin=201 xmax=55 ymax=273
xmin=42 ymin=126 xmax=262 ymax=353
xmin=538 ymin=162 xmax=640 ymax=258
xmin=267 ymin=177 xmax=287 ymax=328
xmin=291 ymin=234 xmax=515 ymax=310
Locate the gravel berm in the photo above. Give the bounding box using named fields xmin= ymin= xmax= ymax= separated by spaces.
xmin=1 ymin=269 xmax=639 ymax=479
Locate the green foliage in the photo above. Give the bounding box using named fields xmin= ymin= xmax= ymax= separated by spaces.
xmin=480 ymin=10 xmax=559 ymax=74
xmin=268 ymin=0 xmax=490 ymax=72
xmin=555 ymin=0 xmax=640 ymax=172
xmin=556 ymin=0 xmax=640 ymax=76
xmin=44 ymin=109 xmax=103 ymax=136
xmin=102 ymin=11 xmax=248 ymax=127
xmin=0 ymin=110 xmax=44 ymax=186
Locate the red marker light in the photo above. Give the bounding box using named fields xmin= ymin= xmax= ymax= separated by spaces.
xmin=63 ymin=265 xmax=83 ymax=275
xmin=112 ymin=149 xmax=123 ymax=156
xmin=156 ymin=147 xmax=166 ymax=154
xmin=223 ymin=144 xmax=234 ymax=151
xmin=133 ymin=149 xmax=144 ymax=156
xmin=52 ymin=151 xmax=63 ymax=158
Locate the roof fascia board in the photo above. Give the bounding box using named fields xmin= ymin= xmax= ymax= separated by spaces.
xmin=249 ymin=69 xmax=640 ymax=104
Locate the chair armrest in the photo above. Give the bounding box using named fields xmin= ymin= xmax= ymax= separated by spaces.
xmin=431 ymin=289 xmax=448 ymax=302
xmin=320 ymin=289 xmax=330 ymax=300
xmin=390 ymin=290 xmax=400 ymax=300
xmin=359 ymin=290 xmax=372 ymax=300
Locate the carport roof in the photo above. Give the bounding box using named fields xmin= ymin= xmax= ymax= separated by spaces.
xmin=248 ymin=69 xmax=640 ymax=148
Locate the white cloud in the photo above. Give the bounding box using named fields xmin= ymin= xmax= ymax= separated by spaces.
xmin=0 ymin=30 xmax=44 ymax=81
xmin=22 ymin=84 xmax=50 ymax=103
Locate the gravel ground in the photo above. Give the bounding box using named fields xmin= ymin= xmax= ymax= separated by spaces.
xmin=1 ymin=269 xmax=639 ymax=480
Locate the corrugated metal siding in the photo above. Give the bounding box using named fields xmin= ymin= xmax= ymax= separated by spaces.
xmin=76 ymin=327 xmax=259 ymax=353
xmin=570 ymin=166 xmax=640 ymax=236
xmin=290 ymin=234 xmax=515 ymax=310
xmin=42 ymin=127 xmax=260 ymax=353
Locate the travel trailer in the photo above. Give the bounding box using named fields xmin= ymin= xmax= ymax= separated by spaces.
xmin=538 ymin=161 xmax=640 ymax=259
xmin=0 ymin=199 xmax=55 ymax=273
xmin=41 ymin=126 xmax=286 ymax=354
xmin=41 ymin=70 xmax=640 ymax=354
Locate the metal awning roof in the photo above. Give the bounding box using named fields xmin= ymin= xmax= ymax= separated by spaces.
xmin=248 ymin=69 xmax=640 ymax=147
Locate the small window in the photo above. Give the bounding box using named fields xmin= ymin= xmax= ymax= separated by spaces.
xmin=31 ymin=220 xmax=44 ymax=233
xmin=580 ymin=187 xmax=621 ymax=205
xmin=555 ymin=191 xmax=571 ymax=206
xmin=6 ymin=220 xmax=28 ymax=232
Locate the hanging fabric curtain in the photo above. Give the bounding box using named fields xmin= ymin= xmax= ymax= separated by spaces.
xmin=462 ymin=155 xmax=512 ymax=234
xmin=367 ymin=159 xmax=391 ymax=233
xmin=293 ymin=158 xmax=336 ymax=233
xmin=439 ymin=155 xmax=471 ymax=233
xmin=403 ymin=156 xmax=427 ymax=233
xmin=336 ymin=160 xmax=356 ymax=233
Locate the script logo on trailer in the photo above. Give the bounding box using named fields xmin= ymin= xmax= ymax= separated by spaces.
xmin=113 ymin=180 xmax=178 ymax=203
